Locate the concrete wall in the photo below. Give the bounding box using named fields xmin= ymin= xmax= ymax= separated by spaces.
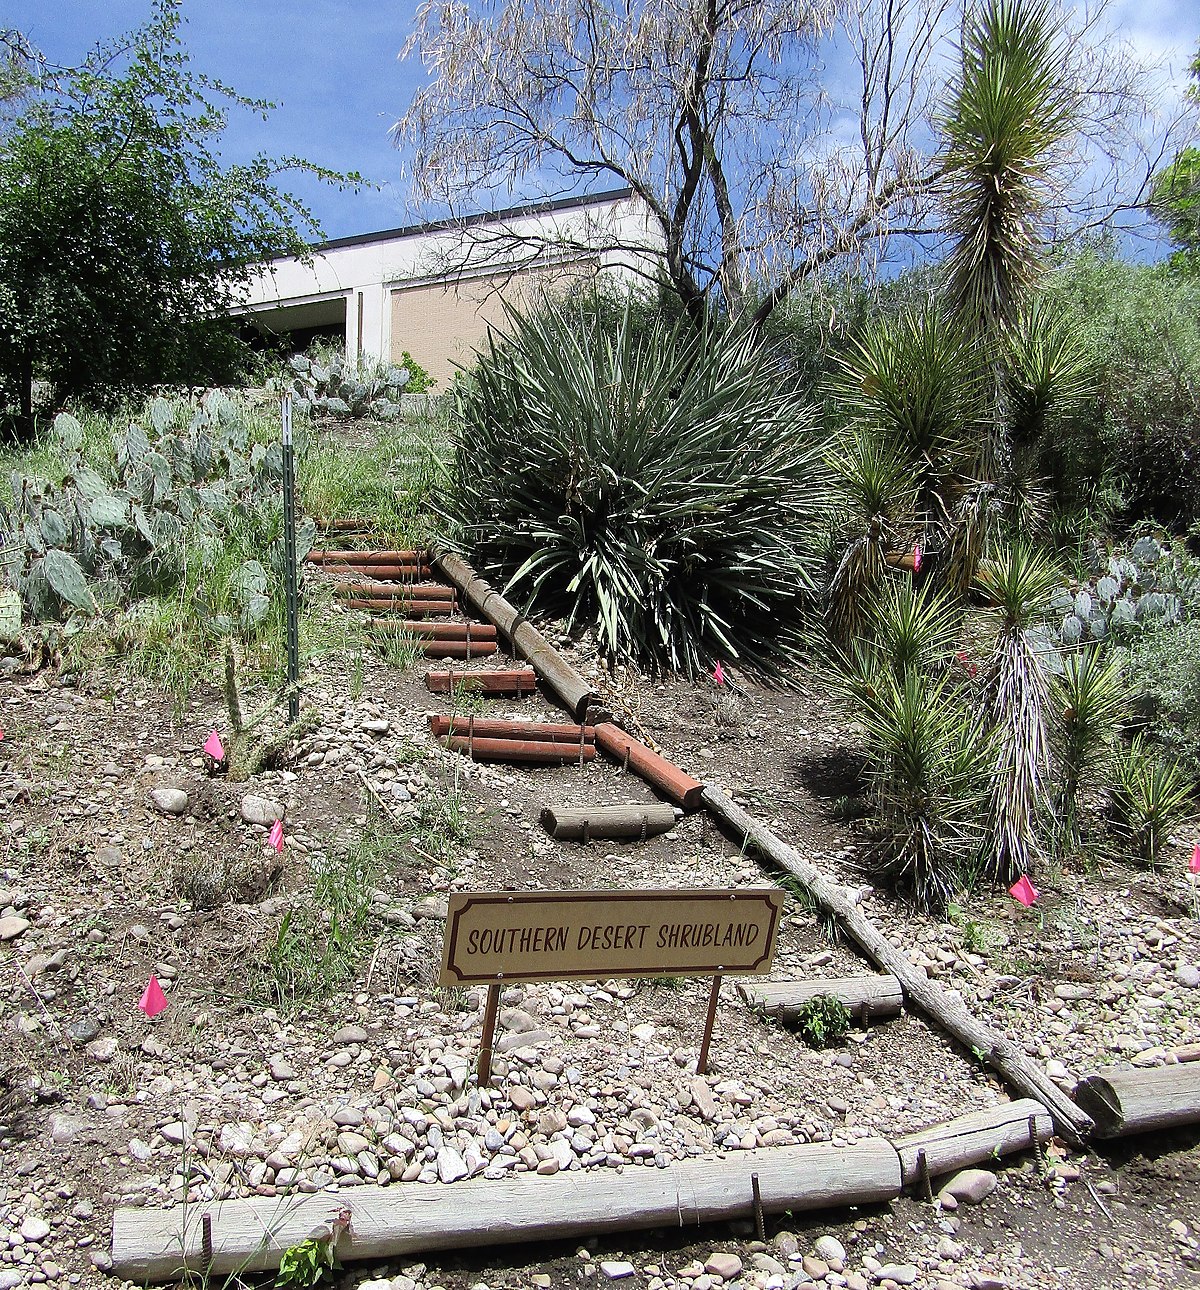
xmin=238 ymin=192 xmax=657 ymax=388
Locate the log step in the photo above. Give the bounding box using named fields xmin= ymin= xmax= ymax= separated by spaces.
xmin=334 ymin=581 xmax=455 ymax=600
xmin=308 ymin=549 xmax=429 ymax=565
xmin=344 ymin=599 xmax=454 ymax=618
xmin=443 ymin=735 xmax=596 ymax=765
xmin=420 ymin=641 xmax=499 ymax=660
xmin=428 ymin=716 xmax=594 ymax=742
xmin=368 ymin=620 xmax=497 ymax=641
xmin=1073 ymin=1063 xmax=1200 ymax=1138
xmin=540 ymin=803 xmax=677 ymax=842
xmin=426 ymin=668 xmax=539 ymax=697
xmin=737 ymin=975 xmax=904 ymax=1022
xmin=593 ymin=723 xmax=704 ymax=813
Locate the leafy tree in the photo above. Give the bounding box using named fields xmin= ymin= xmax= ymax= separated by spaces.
xmin=394 ymin=0 xmax=1174 ymax=328
xmin=0 ymin=0 xmax=355 ymax=440
xmin=1150 ymin=45 xmax=1200 ymax=273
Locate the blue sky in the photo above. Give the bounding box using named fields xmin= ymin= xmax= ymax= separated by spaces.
xmin=7 ymin=0 xmax=1198 ymax=243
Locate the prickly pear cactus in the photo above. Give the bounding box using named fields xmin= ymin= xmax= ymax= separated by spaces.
xmin=1052 ymin=535 xmax=1183 ymax=651
xmin=0 ymin=392 xmax=314 ymax=624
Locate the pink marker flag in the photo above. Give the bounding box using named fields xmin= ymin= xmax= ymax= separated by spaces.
xmin=138 ymin=976 xmax=168 ymax=1019
xmin=268 ymin=819 xmax=285 ymax=853
xmin=713 ymin=660 xmax=726 ymax=687
xmin=203 ymin=729 xmax=225 ymax=761
xmin=1190 ymin=843 xmax=1200 ymax=875
xmin=913 ymin=543 xmax=923 ymax=573
xmin=1008 ymin=874 xmax=1039 ymax=907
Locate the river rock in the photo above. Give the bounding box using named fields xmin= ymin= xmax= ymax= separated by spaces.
xmin=241 ymin=794 xmax=285 ymax=826
xmin=147 ymin=787 xmax=188 ymax=816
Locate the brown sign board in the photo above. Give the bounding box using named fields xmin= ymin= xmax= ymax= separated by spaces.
xmin=438 ymin=888 xmax=784 ymax=986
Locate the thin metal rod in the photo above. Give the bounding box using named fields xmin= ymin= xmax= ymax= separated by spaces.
xmin=751 ymin=1172 xmax=766 ymax=1241
xmin=696 ymin=974 xmax=722 ymax=1075
xmin=477 ymin=982 xmax=501 ymax=1086
xmin=281 ymin=396 xmax=300 ymax=723
xmin=918 ymin=1148 xmax=934 ymax=1202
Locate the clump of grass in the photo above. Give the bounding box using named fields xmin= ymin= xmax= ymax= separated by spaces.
xmin=298 ymin=416 xmax=448 ymax=548
xmin=249 ymin=817 xmax=395 ymax=1013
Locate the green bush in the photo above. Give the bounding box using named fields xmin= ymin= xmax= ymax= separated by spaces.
xmin=438 ymin=302 xmax=831 ymax=679
xmin=791 ymin=994 xmax=852 ymax=1048
xmin=1110 ymin=736 xmax=1194 ymax=866
xmin=1044 ymin=250 xmax=1200 ymax=528
xmin=1129 ymin=617 xmax=1200 ymax=772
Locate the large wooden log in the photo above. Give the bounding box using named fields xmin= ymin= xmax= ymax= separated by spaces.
xmin=700 ymin=785 xmax=1094 ymax=1144
xmin=430 ymin=550 xmax=598 ymax=721
xmin=594 ymin=723 xmax=705 ymax=812
xmin=111 ymin=1140 xmax=902 ymax=1282
xmin=428 ymin=715 xmax=594 ymax=742
xmin=737 ymin=974 xmax=903 ymax=1022
xmin=893 ymin=1099 xmax=1052 ymax=1186
xmin=425 ymin=667 xmax=538 ymax=697
xmin=1073 ymin=1064 xmax=1200 ymax=1138
xmin=540 ymin=802 xmax=677 ymax=841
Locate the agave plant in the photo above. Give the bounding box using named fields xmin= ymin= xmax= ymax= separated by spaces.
xmin=438 ymin=302 xmax=831 ymax=679
xmin=1050 ymin=647 xmax=1127 ymax=852
xmin=975 ymin=540 xmax=1062 ymax=880
xmin=1110 ymin=736 xmax=1195 ymax=867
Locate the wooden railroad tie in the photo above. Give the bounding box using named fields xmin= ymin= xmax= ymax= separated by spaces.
xmin=425 ymin=667 xmax=539 ymax=697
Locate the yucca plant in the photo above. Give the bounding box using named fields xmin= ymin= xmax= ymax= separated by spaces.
xmin=826 ymin=428 xmax=916 ymax=646
xmin=1111 ymin=737 xmax=1195 ymax=867
xmin=1050 ymin=647 xmax=1127 ymax=853
xmin=855 ymin=668 xmax=991 ymax=913
xmin=975 ymin=540 xmax=1062 ymax=880
xmin=940 ymin=0 xmax=1077 ymax=338
xmin=438 ymin=302 xmax=831 ymax=679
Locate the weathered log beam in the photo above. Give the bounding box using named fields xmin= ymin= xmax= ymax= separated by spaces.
xmin=594 ymin=723 xmax=705 ymax=812
xmin=738 ymin=974 xmax=903 ymax=1022
xmin=1074 ymin=1064 xmax=1200 ymax=1138
xmin=111 ymin=1139 xmax=903 ymax=1282
xmin=430 ymin=550 xmax=597 ymax=721
xmin=700 ymin=784 xmax=1094 ymax=1145
xmin=893 ymin=1099 xmax=1053 ymax=1187
xmin=540 ymin=803 xmax=677 ymax=842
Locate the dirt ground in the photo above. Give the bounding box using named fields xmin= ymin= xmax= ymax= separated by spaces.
xmin=2 ymin=582 xmax=1200 ymax=1290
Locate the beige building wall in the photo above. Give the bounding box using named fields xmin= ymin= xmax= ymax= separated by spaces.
xmin=389 ymin=259 xmax=598 ymax=388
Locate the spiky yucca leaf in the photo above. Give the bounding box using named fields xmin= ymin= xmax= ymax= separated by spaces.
xmin=940 ymin=0 xmax=1077 ymax=334
xmin=829 ymin=309 xmax=981 ymax=510
xmin=976 ymin=541 xmax=1061 ymax=879
xmin=1111 ymin=737 xmax=1194 ymax=866
xmin=1051 ymin=647 xmax=1126 ymax=850
xmin=826 ymin=428 xmax=915 ymax=646
xmin=1004 ymin=298 xmax=1096 ymax=449
xmin=438 ymin=303 xmax=831 ymax=679
xmin=850 ymin=579 xmax=962 ymax=680
xmin=856 ymin=668 xmax=990 ymax=912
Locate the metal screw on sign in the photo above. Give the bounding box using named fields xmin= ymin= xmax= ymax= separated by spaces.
xmin=281 ymin=396 xmax=301 ymax=723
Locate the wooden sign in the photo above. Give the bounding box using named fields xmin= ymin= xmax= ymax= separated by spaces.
xmin=439 ymin=888 xmax=784 ymax=986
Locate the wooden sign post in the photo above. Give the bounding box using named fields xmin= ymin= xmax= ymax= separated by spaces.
xmin=438 ymin=888 xmax=784 ymax=1083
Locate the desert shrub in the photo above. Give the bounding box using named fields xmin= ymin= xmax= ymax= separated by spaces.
xmin=791 ymin=994 xmax=851 ymax=1048
xmin=438 ymin=302 xmax=831 ymax=679
xmin=1129 ymin=617 xmax=1200 ymax=773
xmin=1044 ymin=250 xmax=1200 ymax=528
xmin=833 ymin=584 xmax=989 ymax=912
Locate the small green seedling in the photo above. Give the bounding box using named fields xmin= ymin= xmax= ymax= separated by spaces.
xmin=275 ymin=1208 xmax=352 ymax=1289
xmin=792 ymin=994 xmax=851 ymax=1049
